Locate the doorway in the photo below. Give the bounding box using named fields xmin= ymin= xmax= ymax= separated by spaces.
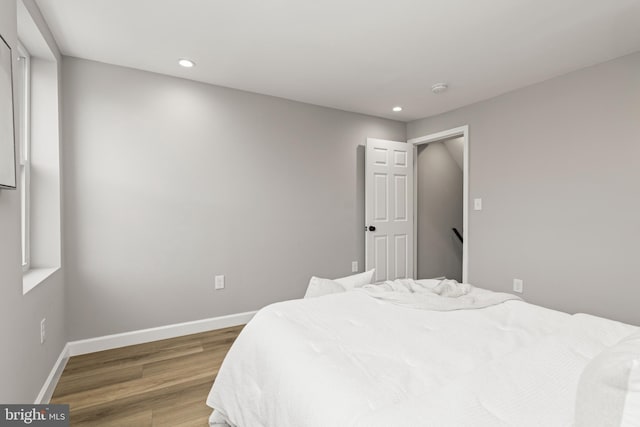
xmin=409 ymin=126 xmax=469 ymax=283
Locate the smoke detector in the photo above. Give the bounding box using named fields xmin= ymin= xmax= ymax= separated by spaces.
xmin=431 ymin=83 xmax=448 ymax=94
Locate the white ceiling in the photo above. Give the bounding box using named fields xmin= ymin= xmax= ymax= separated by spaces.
xmin=35 ymin=0 xmax=640 ymax=121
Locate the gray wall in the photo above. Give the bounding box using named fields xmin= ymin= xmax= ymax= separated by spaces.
xmin=416 ymin=139 xmax=463 ymax=281
xmin=62 ymin=57 xmax=405 ymax=340
xmin=408 ymin=52 xmax=640 ymax=326
xmin=0 ymin=0 xmax=66 ymax=403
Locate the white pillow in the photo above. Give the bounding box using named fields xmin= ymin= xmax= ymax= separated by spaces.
xmin=304 ymin=277 xmax=346 ymax=299
xmin=304 ymin=269 xmax=375 ymax=299
xmin=333 ymin=269 xmax=375 ymax=290
xmin=575 ymin=330 xmax=640 ymax=427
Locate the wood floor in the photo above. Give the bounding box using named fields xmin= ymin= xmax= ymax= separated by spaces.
xmin=50 ymin=325 xmax=244 ymax=426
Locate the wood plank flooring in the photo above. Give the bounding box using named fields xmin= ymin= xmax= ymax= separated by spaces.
xmin=51 ymin=325 xmax=244 ymax=426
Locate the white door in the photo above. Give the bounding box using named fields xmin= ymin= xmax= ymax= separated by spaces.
xmin=365 ymin=138 xmax=414 ymax=282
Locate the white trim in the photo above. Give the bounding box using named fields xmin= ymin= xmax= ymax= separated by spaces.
xmin=17 ymin=41 xmax=31 ymax=273
xmin=408 ymin=126 xmax=469 ymax=146
xmin=23 ymin=267 xmax=59 ymax=294
xmin=408 ymin=125 xmax=470 ymax=283
xmin=67 ymin=311 xmax=257 ymax=357
xmin=34 ymin=343 xmax=69 ymax=404
xmin=34 ymin=311 xmax=257 ymax=403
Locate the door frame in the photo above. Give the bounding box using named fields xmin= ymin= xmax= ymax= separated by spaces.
xmin=408 ymin=125 xmax=469 ymax=283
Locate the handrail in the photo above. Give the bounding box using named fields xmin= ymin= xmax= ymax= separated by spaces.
xmin=452 ymin=228 xmax=463 ymax=243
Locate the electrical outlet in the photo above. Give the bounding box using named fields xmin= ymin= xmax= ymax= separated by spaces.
xmin=351 ymin=261 xmax=358 ymax=273
xmin=40 ymin=318 xmax=46 ymax=344
xmin=474 ymin=198 xmax=483 ymax=211
xmin=513 ymin=279 xmax=524 ymax=294
xmin=215 ymin=275 xmax=225 ymax=290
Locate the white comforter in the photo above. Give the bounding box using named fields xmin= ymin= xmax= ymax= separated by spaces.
xmin=361 ymin=278 xmax=521 ymax=311
xmin=207 ymin=284 xmax=637 ymax=427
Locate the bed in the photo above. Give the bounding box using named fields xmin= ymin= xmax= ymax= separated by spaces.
xmin=206 ymin=278 xmax=640 ymax=427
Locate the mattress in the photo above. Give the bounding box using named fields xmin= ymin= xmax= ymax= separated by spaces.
xmin=206 ymin=284 xmax=637 ymax=427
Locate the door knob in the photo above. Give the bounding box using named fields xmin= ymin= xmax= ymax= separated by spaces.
xmin=368 ymin=226 xmax=376 ymax=232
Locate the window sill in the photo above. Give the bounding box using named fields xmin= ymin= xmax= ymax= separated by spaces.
xmin=23 ymin=267 xmax=59 ymax=295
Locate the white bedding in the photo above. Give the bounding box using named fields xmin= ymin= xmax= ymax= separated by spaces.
xmin=206 ymin=283 xmax=637 ymax=427
xmin=361 ymin=278 xmax=521 ymax=311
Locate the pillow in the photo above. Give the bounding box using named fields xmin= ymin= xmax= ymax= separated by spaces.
xmin=574 ymin=330 xmax=640 ymax=427
xmin=303 ymin=269 xmax=376 ymax=299
xmin=304 ymin=277 xmax=346 ymax=299
xmin=333 ymin=269 xmax=375 ymax=290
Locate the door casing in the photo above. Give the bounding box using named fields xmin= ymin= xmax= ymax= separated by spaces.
xmin=408 ymin=125 xmax=469 ymax=283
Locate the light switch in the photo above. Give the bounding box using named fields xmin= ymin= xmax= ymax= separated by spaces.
xmin=473 ymin=198 xmax=482 ymax=211
xmin=351 ymin=261 xmax=358 ymax=273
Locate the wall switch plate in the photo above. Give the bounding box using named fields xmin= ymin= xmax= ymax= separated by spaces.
xmin=513 ymin=279 xmax=524 ymax=293
xmin=474 ymin=198 xmax=483 ymax=211
xmin=351 ymin=261 xmax=358 ymax=273
xmin=215 ymin=275 xmax=225 ymax=290
xmin=40 ymin=318 xmax=46 ymax=344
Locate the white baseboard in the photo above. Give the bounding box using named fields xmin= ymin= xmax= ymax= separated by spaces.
xmin=67 ymin=311 xmax=257 ymax=357
xmin=36 ymin=310 xmax=257 ymax=403
xmin=35 ymin=343 xmax=69 ymax=404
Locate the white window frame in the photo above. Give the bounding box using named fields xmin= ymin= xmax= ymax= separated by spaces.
xmin=17 ymin=41 xmax=31 ymax=272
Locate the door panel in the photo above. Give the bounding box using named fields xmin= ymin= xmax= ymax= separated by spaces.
xmin=394 ymin=175 xmax=407 ymax=220
xmin=394 ymin=234 xmax=408 ymax=278
xmin=374 ymin=235 xmax=388 ymax=282
xmin=374 ymin=173 xmax=388 ymax=221
xmin=365 ymin=138 xmax=414 ymax=281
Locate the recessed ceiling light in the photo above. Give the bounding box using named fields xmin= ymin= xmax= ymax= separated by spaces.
xmin=431 ymin=83 xmax=448 ymax=94
xmin=178 ymin=59 xmax=195 ymax=68
xmin=392 ymin=106 xmax=403 ymax=112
